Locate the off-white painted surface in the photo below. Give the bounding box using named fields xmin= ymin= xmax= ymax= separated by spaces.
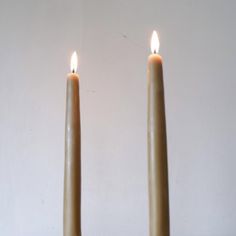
xmin=0 ymin=0 xmax=236 ymax=235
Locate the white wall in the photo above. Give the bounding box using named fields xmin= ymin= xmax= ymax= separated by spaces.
xmin=0 ymin=0 xmax=236 ymax=235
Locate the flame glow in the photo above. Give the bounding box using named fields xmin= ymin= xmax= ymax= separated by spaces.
xmin=151 ymin=31 xmax=160 ymax=54
xmin=70 ymin=51 xmax=78 ymax=73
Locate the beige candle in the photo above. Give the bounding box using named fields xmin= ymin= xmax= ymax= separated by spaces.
xmin=64 ymin=51 xmax=81 ymax=236
xmin=147 ymin=31 xmax=170 ymax=236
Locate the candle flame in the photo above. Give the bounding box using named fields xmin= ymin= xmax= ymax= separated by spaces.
xmin=151 ymin=31 xmax=160 ymax=54
xmin=70 ymin=51 xmax=78 ymax=73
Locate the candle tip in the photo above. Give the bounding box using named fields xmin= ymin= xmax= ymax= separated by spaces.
xmin=151 ymin=31 xmax=160 ymax=54
xmin=70 ymin=51 xmax=78 ymax=73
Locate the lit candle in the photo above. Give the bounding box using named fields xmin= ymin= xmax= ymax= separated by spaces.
xmin=64 ymin=51 xmax=81 ymax=236
xmin=147 ymin=31 xmax=170 ymax=236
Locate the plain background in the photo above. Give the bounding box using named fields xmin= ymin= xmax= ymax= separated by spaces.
xmin=0 ymin=0 xmax=236 ymax=235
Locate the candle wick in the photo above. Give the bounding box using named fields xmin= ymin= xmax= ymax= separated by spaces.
xmin=154 ymin=50 xmax=156 ymax=54
xmin=72 ymin=69 xmax=75 ymax=73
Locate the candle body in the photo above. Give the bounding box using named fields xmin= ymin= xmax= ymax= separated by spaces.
xmin=147 ymin=55 xmax=169 ymax=236
xmin=64 ymin=73 xmax=81 ymax=236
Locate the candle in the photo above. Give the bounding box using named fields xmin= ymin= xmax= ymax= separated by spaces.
xmin=147 ymin=31 xmax=170 ymax=236
xmin=64 ymin=51 xmax=82 ymax=236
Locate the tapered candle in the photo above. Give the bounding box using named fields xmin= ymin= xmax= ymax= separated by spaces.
xmin=64 ymin=51 xmax=81 ymax=236
xmin=147 ymin=31 xmax=170 ymax=236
